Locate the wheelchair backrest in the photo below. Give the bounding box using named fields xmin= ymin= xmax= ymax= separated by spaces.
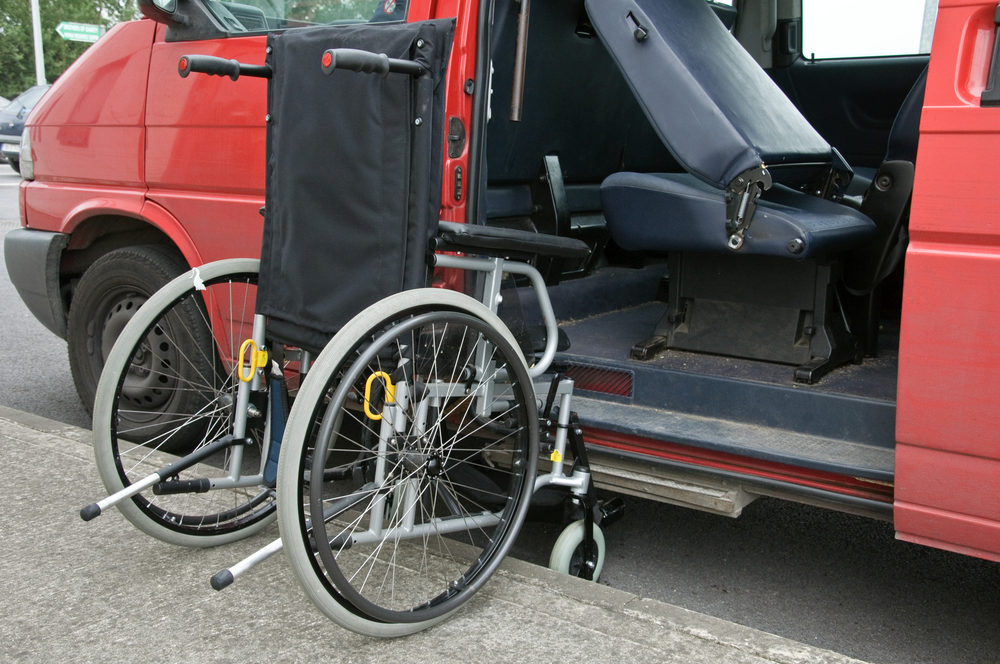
xmin=255 ymin=19 xmax=454 ymax=352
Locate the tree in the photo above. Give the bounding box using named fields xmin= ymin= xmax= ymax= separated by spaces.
xmin=0 ymin=0 xmax=137 ymax=99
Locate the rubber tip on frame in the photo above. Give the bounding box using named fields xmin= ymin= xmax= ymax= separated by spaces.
xmin=80 ymin=503 xmax=101 ymax=521
xmin=210 ymin=570 xmax=234 ymax=591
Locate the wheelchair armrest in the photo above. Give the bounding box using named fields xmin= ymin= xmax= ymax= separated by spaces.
xmin=435 ymin=221 xmax=591 ymax=260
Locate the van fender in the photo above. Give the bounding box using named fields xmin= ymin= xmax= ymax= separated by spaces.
xmin=54 ymin=192 xmax=199 ymax=270
xmin=135 ymin=198 xmax=203 ymax=268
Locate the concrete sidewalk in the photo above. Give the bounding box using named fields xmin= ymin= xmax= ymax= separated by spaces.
xmin=0 ymin=406 xmax=868 ymax=664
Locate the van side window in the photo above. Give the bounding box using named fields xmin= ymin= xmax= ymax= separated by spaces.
xmin=802 ymin=0 xmax=937 ymax=60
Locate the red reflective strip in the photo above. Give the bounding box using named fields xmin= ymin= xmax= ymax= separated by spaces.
xmin=562 ymin=364 xmax=633 ymax=397
xmin=584 ymin=427 xmax=894 ymax=504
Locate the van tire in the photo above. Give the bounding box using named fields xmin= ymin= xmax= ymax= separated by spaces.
xmin=67 ymin=245 xmax=187 ymax=413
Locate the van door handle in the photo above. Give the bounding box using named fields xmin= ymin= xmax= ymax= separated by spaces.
xmin=981 ymin=3 xmax=1000 ymax=106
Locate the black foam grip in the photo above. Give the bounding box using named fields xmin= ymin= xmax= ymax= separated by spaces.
xmin=322 ymin=49 xmax=390 ymax=76
xmin=179 ymin=55 xmax=242 ymax=81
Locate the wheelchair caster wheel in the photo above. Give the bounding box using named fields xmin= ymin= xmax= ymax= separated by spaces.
xmin=548 ymin=519 xmax=606 ymax=581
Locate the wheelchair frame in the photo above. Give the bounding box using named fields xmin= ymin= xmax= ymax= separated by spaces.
xmin=80 ymin=43 xmax=608 ymax=635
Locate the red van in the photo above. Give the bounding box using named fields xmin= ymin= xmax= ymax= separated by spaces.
xmin=7 ymin=0 xmax=1000 ymax=563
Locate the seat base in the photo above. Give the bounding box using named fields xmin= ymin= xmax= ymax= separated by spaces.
xmin=633 ymin=252 xmax=861 ymax=383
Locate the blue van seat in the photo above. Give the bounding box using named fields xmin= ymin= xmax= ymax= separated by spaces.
xmin=585 ymin=0 xmax=882 ymax=380
xmin=587 ymin=0 xmax=875 ymax=257
xmin=847 ymin=65 xmax=928 ymax=198
xmin=603 ymin=172 xmax=875 ymax=259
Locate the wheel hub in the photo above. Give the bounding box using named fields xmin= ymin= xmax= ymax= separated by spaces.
xmin=396 ymin=435 xmax=438 ymax=474
xmin=121 ymin=324 xmax=177 ymax=410
xmin=425 ymin=454 xmax=444 ymax=477
xmin=100 ymin=293 xmax=146 ymax=360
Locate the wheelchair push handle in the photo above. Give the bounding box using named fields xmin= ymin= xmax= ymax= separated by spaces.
xmin=320 ymin=48 xmax=425 ymax=77
xmin=178 ymin=54 xmax=272 ymax=81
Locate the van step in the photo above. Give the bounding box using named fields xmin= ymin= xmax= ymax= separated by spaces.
xmin=571 ymin=395 xmax=895 ymax=482
xmin=587 ymin=455 xmax=759 ymax=517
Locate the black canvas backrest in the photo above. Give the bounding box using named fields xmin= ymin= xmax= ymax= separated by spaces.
xmin=586 ymin=0 xmax=834 ymax=189
xmin=255 ymin=19 xmax=454 ymax=352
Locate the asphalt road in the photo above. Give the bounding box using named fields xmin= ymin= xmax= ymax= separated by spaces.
xmin=0 ymin=166 xmax=90 ymax=430
xmin=2 ymin=164 xmax=999 ymax=664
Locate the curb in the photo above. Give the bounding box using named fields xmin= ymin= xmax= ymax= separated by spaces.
xmin=0 ymin=405 xmax=868 ymax=664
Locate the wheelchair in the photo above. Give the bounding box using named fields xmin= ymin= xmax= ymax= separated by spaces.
xmin=81 ymin=20 xmax=606 ymax=637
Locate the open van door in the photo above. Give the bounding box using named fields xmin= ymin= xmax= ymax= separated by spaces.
xmin=894 ymin=0 xmax=1000 ymax=561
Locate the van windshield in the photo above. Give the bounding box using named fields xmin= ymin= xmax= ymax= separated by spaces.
xmin=205 ymin=0 xmax=409 ymax=33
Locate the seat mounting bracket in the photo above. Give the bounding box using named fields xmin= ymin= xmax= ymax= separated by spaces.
xmin=724 ymin=164 xmax=772 ymax=250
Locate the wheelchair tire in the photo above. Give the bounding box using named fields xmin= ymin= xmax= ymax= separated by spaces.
xmin=92 ymin=258 xmax=280 ymax=547
xmin=277 ymin=288 xmax=538 ymax=636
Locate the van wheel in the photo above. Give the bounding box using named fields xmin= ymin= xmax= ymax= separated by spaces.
xmin=68 ymin=245 xmax=187 ymax=414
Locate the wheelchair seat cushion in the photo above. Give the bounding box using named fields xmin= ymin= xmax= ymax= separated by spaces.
xmin=601 ymin=172 xmax=876 ymax=258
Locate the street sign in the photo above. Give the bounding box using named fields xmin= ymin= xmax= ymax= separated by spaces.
xmin=55 ymin=22 xmax=104 ymax=43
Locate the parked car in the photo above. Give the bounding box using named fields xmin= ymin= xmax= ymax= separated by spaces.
xmin=0 ymin=84 xmax=50 ymax=171
xmin=6 ymin=0 xmax=1000 ymax=567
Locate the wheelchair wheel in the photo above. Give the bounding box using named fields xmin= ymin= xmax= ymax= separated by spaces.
xmin=93 ymin=258 xmax=284 ymax=547
xmin=548 ymin=519 xmax=606 ymax=581
xmin=277 ymin=289 xmax=538 ymax=636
